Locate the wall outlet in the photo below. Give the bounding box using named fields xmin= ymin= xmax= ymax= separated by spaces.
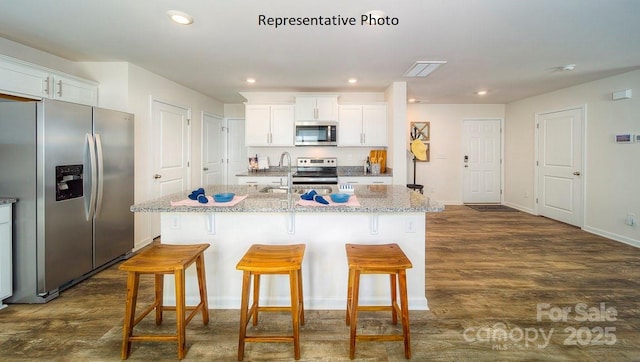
xmin=406 ymin=219 xmax=416 ymax=233
xmin=625 ymin=213 xmax=636 ymax=226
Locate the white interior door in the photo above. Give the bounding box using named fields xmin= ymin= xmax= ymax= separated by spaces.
xmin=225 ymin=118 xmax=247 ymax=185
xmin=462 ymin=119 xmax=502 ymax=203
xmin=152 ymin=100 xmax=190 ymax=237
xmin=536 ymin=108 xmax=583 ymax=227
xmin=202 ymin=113 xmax=223 ymax=185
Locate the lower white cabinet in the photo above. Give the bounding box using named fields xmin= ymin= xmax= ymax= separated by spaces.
xmin=339 ymin=176 xmax=392 ymax=185
xmin=237 ymin=176 xmax=286 ymax=185
xmin=0 ymin=204 xmax=13 ymax=309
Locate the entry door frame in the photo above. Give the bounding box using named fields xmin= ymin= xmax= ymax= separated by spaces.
xmin=534 ymin=105 xmax=586 ymax=227
xmin=461 ymin=118 xmax=504 ymax=204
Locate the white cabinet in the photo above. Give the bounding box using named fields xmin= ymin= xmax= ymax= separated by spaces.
xmin=52 ymin=74 xmax=99 ymax=106
xmin=0 ymin=204 xmax=12 ymax=309
xmin=339 ymin=176 xmax=392 ymax=185
xmin=338 ymin=104 xmax=387 ymax=147
xmin=237 ymin=176 xmax=285 ymax=185
xmin=0 ymin=55 xmax=98 ymax=106
xmin=245 ymin=104 xmax=295 ymax=146
xmin=295 ymin=96 xmax=338 ymax=121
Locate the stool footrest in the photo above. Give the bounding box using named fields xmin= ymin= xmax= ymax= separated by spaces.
xmin=245 ymin=336 xmax=295 ymax=343
xmin=357 ymin=335 xmax=405 ymax=342
xmin=129 ymin=335 xmax=179 ymax=342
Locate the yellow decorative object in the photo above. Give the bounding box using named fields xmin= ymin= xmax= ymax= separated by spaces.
xmin=410 ymin=139 xmax=427 ymax=161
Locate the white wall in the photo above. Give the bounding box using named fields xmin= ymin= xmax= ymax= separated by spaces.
xmin=406 ymin=104 xmax=506 ymax=203
xmin=505 ymin=70 xmax=640 ymax=247
xmin=386 ymin=82 xmax=408 ymax=186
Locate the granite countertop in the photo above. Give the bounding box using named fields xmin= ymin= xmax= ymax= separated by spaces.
xmin=0 ymin=198 xmax=17 ymax=205
xmin=131 ymin=184 xmax=442 ymax=214
xmin=236 ymin=167 xmax=393 ymax=178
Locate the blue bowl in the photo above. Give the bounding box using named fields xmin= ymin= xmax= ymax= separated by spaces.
xmin=213 ymin=193 xmax=235 ymax=203
xmin=329 ymin=193 xmax=350 ymax=203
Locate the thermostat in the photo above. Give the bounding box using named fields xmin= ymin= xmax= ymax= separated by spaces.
xmin=615 ymin=134 xmax=635 ymax=143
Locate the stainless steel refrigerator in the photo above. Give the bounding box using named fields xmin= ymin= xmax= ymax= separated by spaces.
xmin=0 ymin=98 xmax=134 ymax=303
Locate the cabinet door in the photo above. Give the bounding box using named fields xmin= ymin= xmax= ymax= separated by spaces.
xmin=0 ymin=57 xmax=50 ymax=99
xmin=245 ymin=105 xmax=271 ymax=146
xmin=270 ymin=105 xmax=295 ymax=146
xmin=362 ymin=105 xmax=387 ymax=146
xmin=237 ymin=176 xmax=283 ymax=185
xmin=52 ymin=74 xmax=98 ymax=106
xmin=294 ymin=97 xmax=317 ymax=121
xmin=339 ymin=176 xmax=392 ymax=185
xmin=338 ymin=105 xmax=363 ymax=146
xmin=315 ymin=96 xmax=338 ymax=120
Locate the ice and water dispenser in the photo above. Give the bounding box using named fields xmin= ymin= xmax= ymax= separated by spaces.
xmin=55 ymin=165 xmax=83 ymax=201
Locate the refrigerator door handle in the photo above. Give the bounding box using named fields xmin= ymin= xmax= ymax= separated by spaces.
xmin=94 ymin=133 xmax=104 ymax=218
xmin=86 ymin=133 xmax=98 ymax=221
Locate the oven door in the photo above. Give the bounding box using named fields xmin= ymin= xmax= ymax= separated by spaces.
xmin=292 ymin=176 xmax=338 ymax=185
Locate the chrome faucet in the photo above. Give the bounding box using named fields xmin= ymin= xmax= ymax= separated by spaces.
xmin=279 ymin=151 xmax=292 ymax=194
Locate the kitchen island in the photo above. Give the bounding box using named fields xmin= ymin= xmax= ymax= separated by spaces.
xmin=131 ymin=185 xmax=443 ymax=310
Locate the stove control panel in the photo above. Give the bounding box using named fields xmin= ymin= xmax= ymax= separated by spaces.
xmin=296 ymin=157 xmax=337 ymax=168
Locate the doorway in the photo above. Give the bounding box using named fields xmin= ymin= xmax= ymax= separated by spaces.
xmin=536 ymin=107 xmax=584 ymax=227
xmin=462 ymin=119 xmax=502 ymax=204
xmin=202 ymin=115 xmax=246 ymax=185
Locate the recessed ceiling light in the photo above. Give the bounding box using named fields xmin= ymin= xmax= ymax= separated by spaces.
xmin=366 ymin=10 xmax=387 ymax=19
xmin=167 ymin=10 xmax=194 ymax=25
xmin=246 ymin=78 xmax=256 ymax=84
xmin=476 ymin=90 xmax=488 ymax=95
xmin=403 ymin=61 xmax=447 ymax=78
xmin=562 ymin=64 xmax=576 ymax=71
xmin=348 ymin=78 xmax=357 ymax=84
xmin=408 ymin=98 xmax=416 ymax=103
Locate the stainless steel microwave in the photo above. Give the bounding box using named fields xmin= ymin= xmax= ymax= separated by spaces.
xmin=295 ymin=122 xmax=337 ymax=146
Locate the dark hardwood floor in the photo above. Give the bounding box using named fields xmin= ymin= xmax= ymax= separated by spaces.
xmin=1 ymin=205 xmax=639 ymax=361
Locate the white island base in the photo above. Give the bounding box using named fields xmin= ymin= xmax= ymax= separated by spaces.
xmin=159 ymin=211 xmax=427 ymax=310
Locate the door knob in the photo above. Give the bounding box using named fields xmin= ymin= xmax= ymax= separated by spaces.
xmin=203 ymin=167 xmax=209 ymax=171
xmin=153 ymin=174 xmax=162 ymax=179
xmin=573 ymin=171 xmax=581 ymax=176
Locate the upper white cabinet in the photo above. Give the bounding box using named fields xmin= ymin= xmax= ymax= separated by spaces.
xmin=338 ymin=104 xmax=388 ymax=147
xmin=0 ymin=55 xmax=98 ymax=106
xmin=245 ymin=104 xmax=295 ymax=147
xmin=295 ymin=96 xmax=338 ymax=121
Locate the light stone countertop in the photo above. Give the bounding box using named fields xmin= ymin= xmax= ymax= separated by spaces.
xmin=236 ymin=167 xmax=393 ymax=178
xmin=0 ymin=198 xmax=17 ymax=205
xmin=131 ymin=184 xmax=443 ymax=213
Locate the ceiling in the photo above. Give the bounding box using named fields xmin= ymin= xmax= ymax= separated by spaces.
xmin=1 ymin=0 xmax=639 ymax=104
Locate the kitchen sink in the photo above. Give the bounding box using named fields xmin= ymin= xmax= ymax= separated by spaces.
xmin=259 ymin=185 xmax=333 ymax=196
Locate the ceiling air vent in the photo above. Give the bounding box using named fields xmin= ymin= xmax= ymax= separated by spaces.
xmin=403 ymin=61 xmax=447 ymax=78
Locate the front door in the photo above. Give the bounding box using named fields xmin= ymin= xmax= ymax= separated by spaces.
xmin=151 ymin=100 xmax=190 ymax=237
xmin=536 ymin=108 xmax=584 ymax=227
xmin=462 ymin=119 xmax=502 ymax=203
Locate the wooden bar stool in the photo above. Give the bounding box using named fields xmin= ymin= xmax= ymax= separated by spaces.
xmin=119 ymin=243 xmax=210 ymax=360
xmin=236 ymin=244 xmax=305 ymax=361
xmin=345 ymin=243 xmax=413 ymax=359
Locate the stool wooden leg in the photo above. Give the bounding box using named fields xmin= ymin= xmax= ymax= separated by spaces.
xmin=398 ymin=269 xmax=411 ymax=359
xmin=289 ymin=270 xmax=301 ymax=360
xmin=175 ymin=269 xmax=186 ymax=360
xmin=196 ymin=254 xmax=210 ymax=325
xmin=252 ymin=274 xmax=260 ymax=326
xmin=390 ymin=273 xmax=398 ymax=324
xmin=297 ymin=269 xmax=305 ymax=325
xmin=121 ymin=271 xmax=139 ymax=360
xmin=345 ymin=267 xmax=354 ymax=325
xmin=155 ymin=273 xmax=164 ymax=325
xmin=238 ymin=271 xmax=251 ymax=361
xmin=348 ymin=270 xmax=361 ymax=360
